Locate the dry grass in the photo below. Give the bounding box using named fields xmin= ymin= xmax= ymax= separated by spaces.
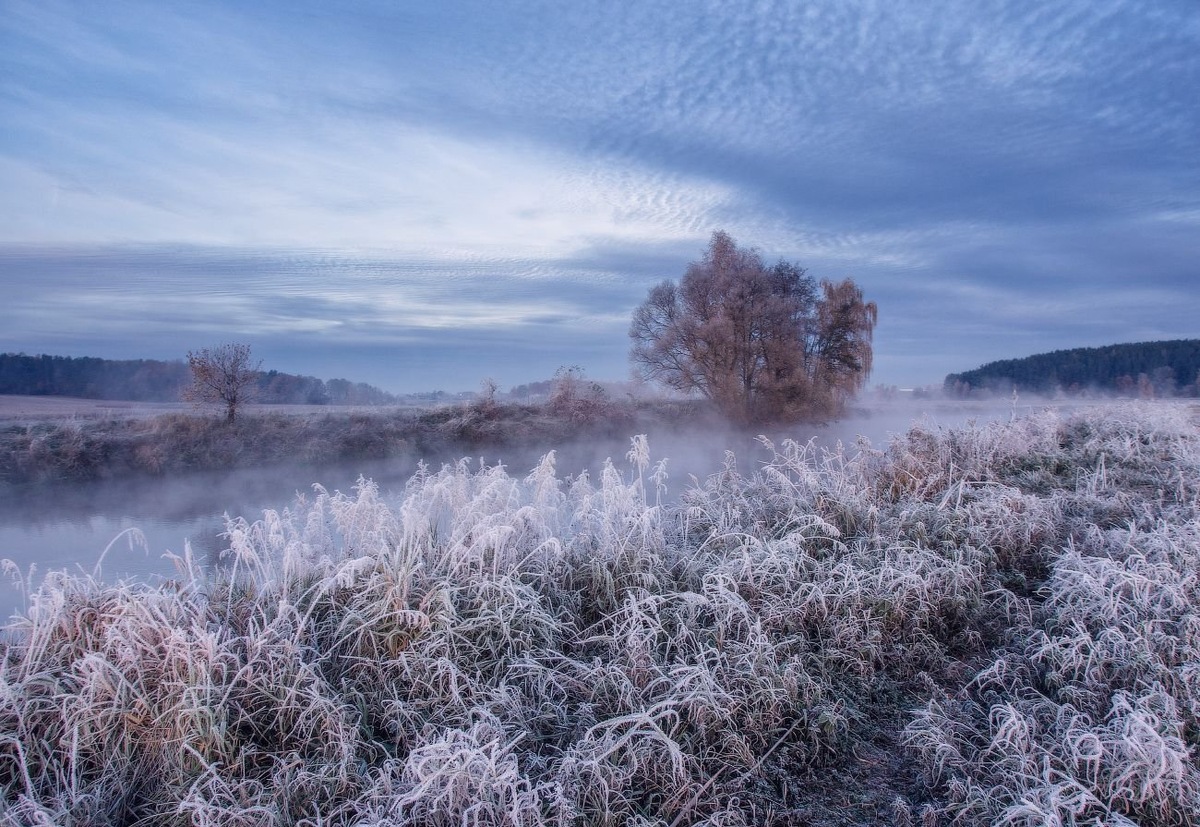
xmin=1 ymin=401 xmax=1197 ymax=824
xmin=0 ymin=396 xmax=680 ymax=486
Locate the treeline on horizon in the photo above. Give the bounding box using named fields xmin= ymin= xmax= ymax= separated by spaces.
xmin=945 ymin=338 xmax=1200 ymax=397
xmin=0 ymin=352 xmax=398 ymax=406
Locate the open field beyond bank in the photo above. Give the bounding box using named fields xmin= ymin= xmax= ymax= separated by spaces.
xmin=0 ymin=392 xmax=1112 ymax=489
xmin=0 ymin=395 xmax=679 ymax=487
xmin=1 ymin=402 xmax=1199 ymax=825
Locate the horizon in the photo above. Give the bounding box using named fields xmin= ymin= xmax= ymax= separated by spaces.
xmin=7 ymin=335 xmax=1200 ymax=400
xmin=2 ymin=2 xmax=1197 ymax=394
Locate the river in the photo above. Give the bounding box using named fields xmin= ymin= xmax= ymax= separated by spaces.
xmin=0 ymin=398 xmax=1041 ymax=622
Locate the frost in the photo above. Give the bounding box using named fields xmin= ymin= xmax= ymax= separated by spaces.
xmin=2 ymin=402 xmax=1198 ymax=824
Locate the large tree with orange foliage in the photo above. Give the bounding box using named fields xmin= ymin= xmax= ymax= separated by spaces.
xmin=630 ymin=231 xmax=876 ymax=424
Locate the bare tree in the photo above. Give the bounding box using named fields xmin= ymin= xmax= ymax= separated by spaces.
xmin=184 ymin=343 xmax=262 ymax=423
xmin=630 ymin=231 xmax=876 ymax=424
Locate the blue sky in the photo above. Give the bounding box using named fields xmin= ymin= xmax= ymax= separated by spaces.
xmin=1 ymin=0 xmax=1196 ymax=393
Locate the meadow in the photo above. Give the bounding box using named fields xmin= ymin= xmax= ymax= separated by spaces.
xmin=0 ymin=393 xmax=693 ymax=486
xmin=1 ymin=400 xmax=1197 ymax=825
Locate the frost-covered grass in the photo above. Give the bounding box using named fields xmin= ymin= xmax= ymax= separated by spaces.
xmin=905 ymin=405 xmax=1200 ymax=826
xmin=1 ymin=402 xmax=1197 ymax=825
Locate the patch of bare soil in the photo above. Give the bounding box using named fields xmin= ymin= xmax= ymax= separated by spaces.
xmin=765 ymin=711 xmax=927 ymax=826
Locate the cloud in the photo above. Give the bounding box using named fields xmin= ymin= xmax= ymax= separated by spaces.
xmin=0 ymin=0 xmax=1196 ymax=391
xmin=0 ymin=244 xmax=640 ymax=381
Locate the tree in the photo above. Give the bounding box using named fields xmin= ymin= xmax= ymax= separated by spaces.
xmin=184 ymin=343 xmax=262 ymax=422
xmin=810 ymin=278 xmax=879 ymax=412
xmin=629 ymin=231 xmax=877 ymax=424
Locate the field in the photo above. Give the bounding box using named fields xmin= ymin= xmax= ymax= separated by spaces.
xmin=0 ymin=395 xmax=641 ymax=486
xmin=1 ymin=401 xmax=1198 ymax=824
xmin=0 ymin=397 xmax=423 ymax=424
xmin=0 ymin=396 xmax=191 ymax=423
xmin=0 ymin=391 xmax=1084 ymax=488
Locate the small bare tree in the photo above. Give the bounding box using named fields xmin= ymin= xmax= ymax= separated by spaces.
xmin=184 ymin=343 xmax=261 ymax=423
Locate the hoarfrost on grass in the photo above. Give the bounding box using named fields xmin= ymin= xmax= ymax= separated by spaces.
xmin=2 ymin=401 xmax=1198 ymax=825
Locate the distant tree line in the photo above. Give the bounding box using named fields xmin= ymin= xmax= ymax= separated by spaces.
xmin=0 ymin=353 xmax=398 ymax=406
xmin=945 ymin=339 xmax=1200 ymax=398
xmin=507 ymin=379 xmax=556 ymax=401
xmin=0 ymin=354 xmax=184 ymax=401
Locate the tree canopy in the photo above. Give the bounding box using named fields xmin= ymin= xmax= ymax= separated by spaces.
xmin=945 ymin=339 xmax=1200 ymax=397
xmin=630 ymin=231 xmax=877 ymax=424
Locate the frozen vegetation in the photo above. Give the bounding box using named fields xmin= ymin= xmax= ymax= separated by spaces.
xmin=1 ymin=402 xmax=1198 ymax=824
xmin=0 ymin=394 xmax=689 ymax=486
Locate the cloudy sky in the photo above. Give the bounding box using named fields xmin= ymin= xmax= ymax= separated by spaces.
xmin=1 ymin=0 xmax=1196 ymax=393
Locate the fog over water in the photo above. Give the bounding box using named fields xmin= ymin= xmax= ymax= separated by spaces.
xmin=0 ymin=398 xmax=1073 ymax=622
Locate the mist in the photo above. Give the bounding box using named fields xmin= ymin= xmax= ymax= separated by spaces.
xmin=0 ymin=393 xmax=1108 ymax=622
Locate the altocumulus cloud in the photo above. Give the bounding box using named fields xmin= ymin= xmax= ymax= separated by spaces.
xmin=0 ymin=0 xmax=1196 ymax=391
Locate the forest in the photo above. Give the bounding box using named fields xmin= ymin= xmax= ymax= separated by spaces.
xmin=0 ymin=353 xmax=398 ymax=406
xmin=945 ymin=339 xmax=1200 ymax=397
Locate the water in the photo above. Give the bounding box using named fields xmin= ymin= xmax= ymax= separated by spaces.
xmin=0 ymin=398 xmax=1041 ymax=622
xmin=0 ymin=460 xmax=424 ymax=623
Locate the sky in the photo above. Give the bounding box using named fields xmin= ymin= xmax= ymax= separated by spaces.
xmin=1 ymin=0 xmax=1196 ymax=394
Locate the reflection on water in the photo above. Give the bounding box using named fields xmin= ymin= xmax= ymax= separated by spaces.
xmin=0 ymin=398 xmax=1049 ymax=622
